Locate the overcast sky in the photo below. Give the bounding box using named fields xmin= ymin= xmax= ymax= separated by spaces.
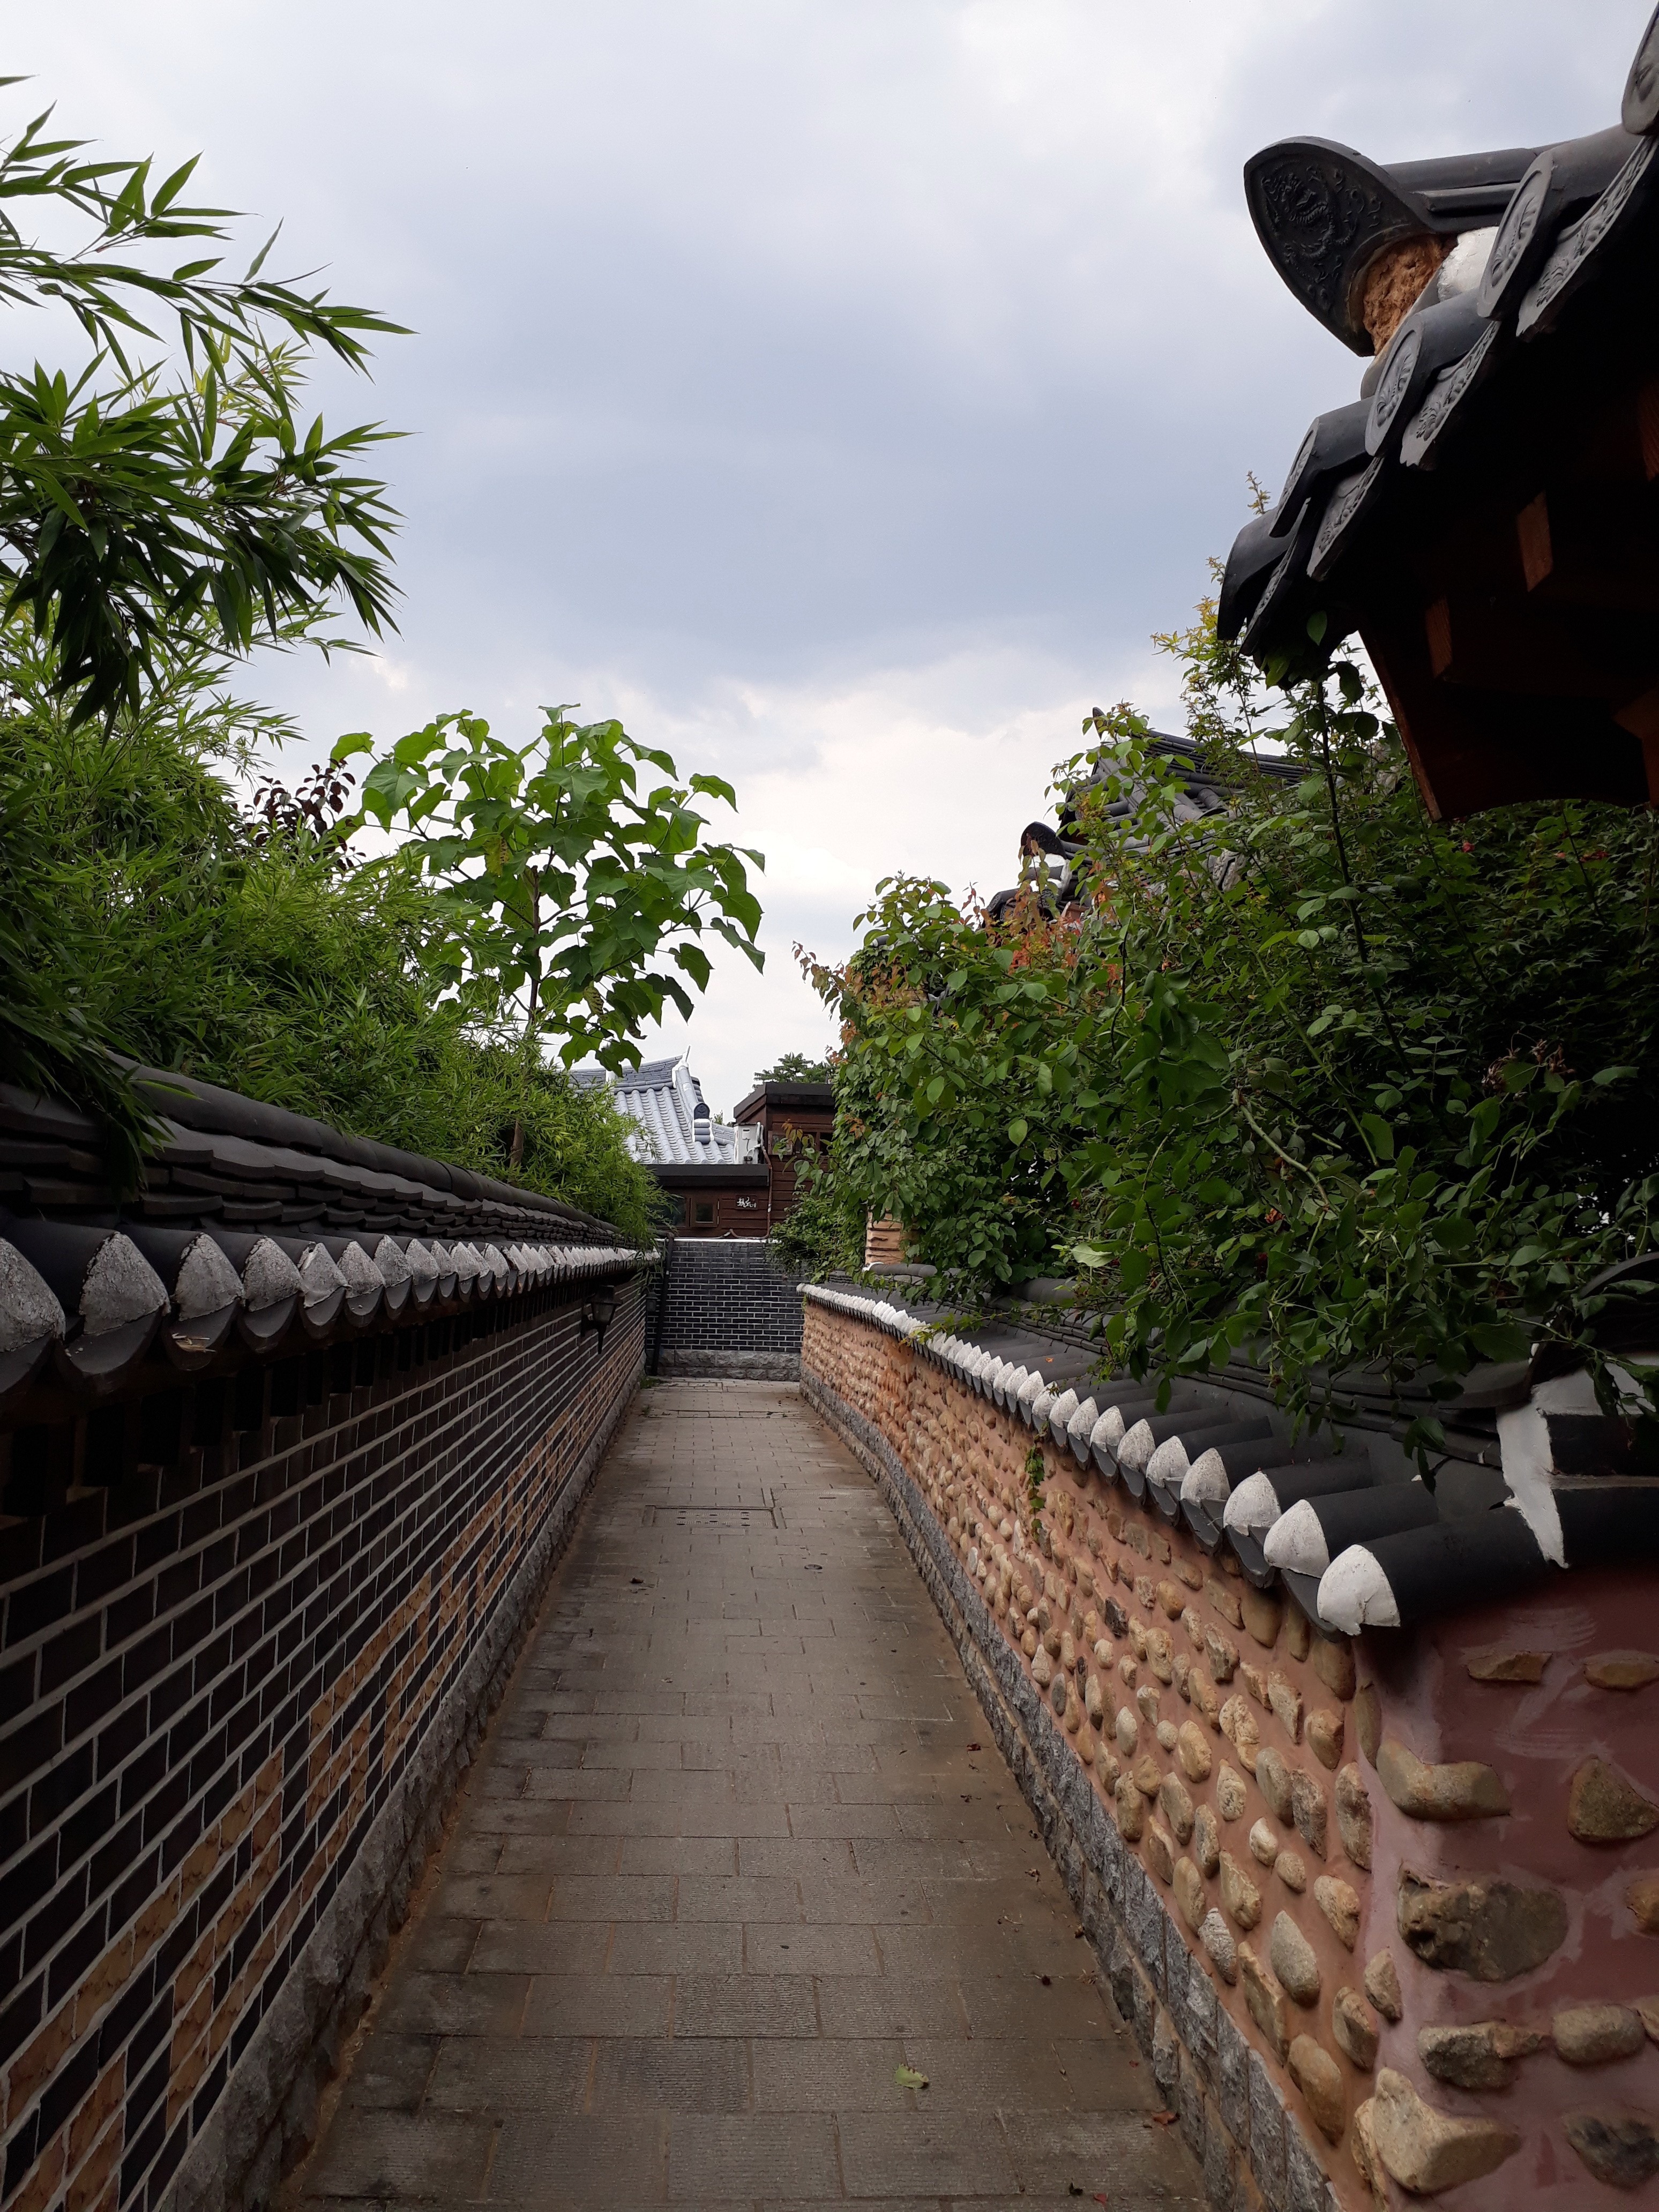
xmin=19 ymin=2 xmax=1646 ymax=1112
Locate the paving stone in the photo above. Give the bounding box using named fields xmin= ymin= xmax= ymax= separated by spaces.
xmin=305 ymin=2112 xmax=494 ymax=2199
xmin=296 ymin=1380 xmax=1202 ymax=2207
xmin=491 ymin=2112 xmax=670 ymax=2203
xmin=592 ymin=2037 xmax=751 ymax=2112
xmin=425 ymin=2037 xmax=589 ymax=2111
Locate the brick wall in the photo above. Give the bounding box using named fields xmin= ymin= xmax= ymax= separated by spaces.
xmin=653 ymin=1239 xmax=804 ymax=1378
xmin=0 ymin=1280 xmax=643 ymax=2212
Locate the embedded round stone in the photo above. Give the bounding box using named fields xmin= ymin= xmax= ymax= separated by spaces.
xmin=1463 ymin=1645 xmax=1549 ymax=1684
xmin=1371 ymin=2068 xmax=1520 ymax=2193
xmin=1564 ymin=2113 xmax=1659 ymax=2190
xmin=1249 ymin=1819 xmax=1279 ymax=1867
xmin=1158 ymin=1772 xmax=1195 ymax=1844
xmin=1200 ymin=1907 xmax=1238 ymax=1983
xmin=1216 ymin=1762 xmax=1248 ymax=1821
xmin=1242 ymin=1585 xmax=1281 ymax=1649
xmin=1365 ymin=1948 xmax=1403 ymax=2022
xmin=1238 ymin=1942 xmax=1289 ymax=2058
xmin=1333 ymin=1985 xmax=1379 ymax=2071
xmin=1314 ymin=1874 xmax=1361 ymax=1950
xmin=1291 ymin=1768 xmax=1328 ymax=1858
xmin=1417 ymin=2020 xmax=1542 ymax=2090
xmin=1115 ymin=1773 xmax=1145 ymax=1840
xmin=1274 ymin=1849 xmax=1307 ymax=1895
xmin=1288 ymin=2033 xmax=1345 ymax=2143
xmin=1553 ymin=2003 xmax=1646 ymax=2065
xmin=1193 ymin=1802 xmax=1221 ymax=1879
xmin=1352 ymin=1681 xmax=1382 ymax=1763
xmin=1584 ymin=1651 xmax=1659 ymax=1692
xmin=1336 ymin=1763 xmax=1373 ymax=1869
xmin=1306 ymin=1706 xmax=1345 ymax=1772
xmin=1627 ymin=1873 xmax=1659 ymax=1932
xmin=1311 ymin=1635 xmax=1356 ymax=1701
xmin=1205 ymin=1577 xmax=1243 ymax=1629
xmin=1396 ymin=1867 xmax=1568 ymax=1982
xmin=1570 ymin=1758 xmax=1659 ymax=1843
xmin=1267 ymin=1672 xmax=1303 ymax=1745
xmin=1145 ymin=1819 xmax=1176 ymax=1885
xmin=1270 ymin=1910 xmax=1321 ymax=2006
xmin=1220 ymin=1851 xmax=1262 ymax=1931
xmin=1376 ymin=1738 xmax=1510 ymax=1822
xmin=1175 ymin=1855 xmax=1208 ymax=1932
xmin=1176 ymin=1721 xmax=1212 ymax=1782
xmin=1219 ymin=1695 xmax=1259 ymax=1773
xmin=1256 ymin=1746 xmax=1294 ymax=1824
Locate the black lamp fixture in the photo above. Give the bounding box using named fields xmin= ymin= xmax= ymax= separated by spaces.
xmin=580 ymin=1288 xmax=617 ymax=1352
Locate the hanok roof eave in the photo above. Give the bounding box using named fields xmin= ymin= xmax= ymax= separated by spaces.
xmin=1223 ymin=24 xmax=1659 ymax=817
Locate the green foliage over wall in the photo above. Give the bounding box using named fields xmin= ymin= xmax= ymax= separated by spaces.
xmin=0 ymin=636 xmax=667 ymax=1244
xmin=806 ymin=609 xmax=1659 ymax=1443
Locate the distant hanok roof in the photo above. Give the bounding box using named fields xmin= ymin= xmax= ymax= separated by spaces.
xmin=572 ymin=1052 xmax=759 ymax=1168
xmin=1220 ymin=5 xmax=1659 ymax=817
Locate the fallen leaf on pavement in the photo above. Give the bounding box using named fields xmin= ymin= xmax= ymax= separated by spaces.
xmin=894 ymin=2065 xmax=929 ymax=2089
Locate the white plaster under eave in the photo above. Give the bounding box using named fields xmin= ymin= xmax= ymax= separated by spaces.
xmin=1496 ymin=1371 xmax=1602 ymax=1567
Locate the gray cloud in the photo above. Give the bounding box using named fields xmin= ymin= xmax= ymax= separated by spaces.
xmin=16 ymin=0 xmax=1648 ymax=1108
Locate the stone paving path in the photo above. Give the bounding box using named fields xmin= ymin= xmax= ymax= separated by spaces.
xmin=295 ymin=1381 xmax=1203 ymax=2210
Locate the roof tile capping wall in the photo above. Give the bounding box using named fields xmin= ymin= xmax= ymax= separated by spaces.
xmin=0 ymin=1075 xmax=644 ymax=2212
xmin=803 ymin=1285 xmax=1659 ymax=2209
xmin=0 ymin=1077 xmax=638 ymax=1449
xmin=1220 ymin=4 xmax=1659 ymax=817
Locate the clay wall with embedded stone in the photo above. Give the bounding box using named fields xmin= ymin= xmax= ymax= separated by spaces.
xmin=1352 ymin=1575 xmax=1659 ymax=2202
xmin=804 ymin=1297 xmax=1659 ymax=2208
xmin=803 ymin=1301 xmax=1376 ymax=2211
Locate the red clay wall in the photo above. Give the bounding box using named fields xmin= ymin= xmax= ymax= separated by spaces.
xmin=804 ymin=1297 xmax=1659 ymax=2209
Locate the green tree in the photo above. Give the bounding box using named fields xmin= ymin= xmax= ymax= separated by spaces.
xmin=335 ymin=708 xmax=765 ymax=1165
xmin=809 ymin=613 xmax=1659 ymax=1444
xmin=0 ymin=83 xmax=403 ymax=1153
xmin=753 ymin=1051 xmax=831 ymax=1083
xmin=0 ymin=626 xmax=665 ymax=1240
xmin=0 ymin=86 xmax=405 ymax=726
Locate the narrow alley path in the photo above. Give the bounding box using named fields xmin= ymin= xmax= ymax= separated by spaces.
xmin=295 ymin=1381 xmax=1203 ymax=2210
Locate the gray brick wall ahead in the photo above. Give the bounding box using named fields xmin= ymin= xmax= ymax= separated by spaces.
xmin=655 ymin=1239 xmax=805 ymax=1363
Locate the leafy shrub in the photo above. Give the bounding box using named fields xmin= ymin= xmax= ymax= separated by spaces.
xmin=809 ymin=614 xmax=1659 ymax=1441
xmin=0 ymin=638 xmax=666 ymax=1244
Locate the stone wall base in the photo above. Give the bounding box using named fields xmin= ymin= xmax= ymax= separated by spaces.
xmin=803 ymin=1367 xmax=1335 ymax=2212
xmin=162 ymin=1356 xmax=643 ymax=2212
xmin=659 ymin=1350 xmax=801 ymax=1380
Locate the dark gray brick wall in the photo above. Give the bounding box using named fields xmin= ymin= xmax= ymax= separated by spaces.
xmin=655 ymin=1239 xmax=804 ymax=1359
xmin=0 ymin=1281 xmax=643 ymax=2212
